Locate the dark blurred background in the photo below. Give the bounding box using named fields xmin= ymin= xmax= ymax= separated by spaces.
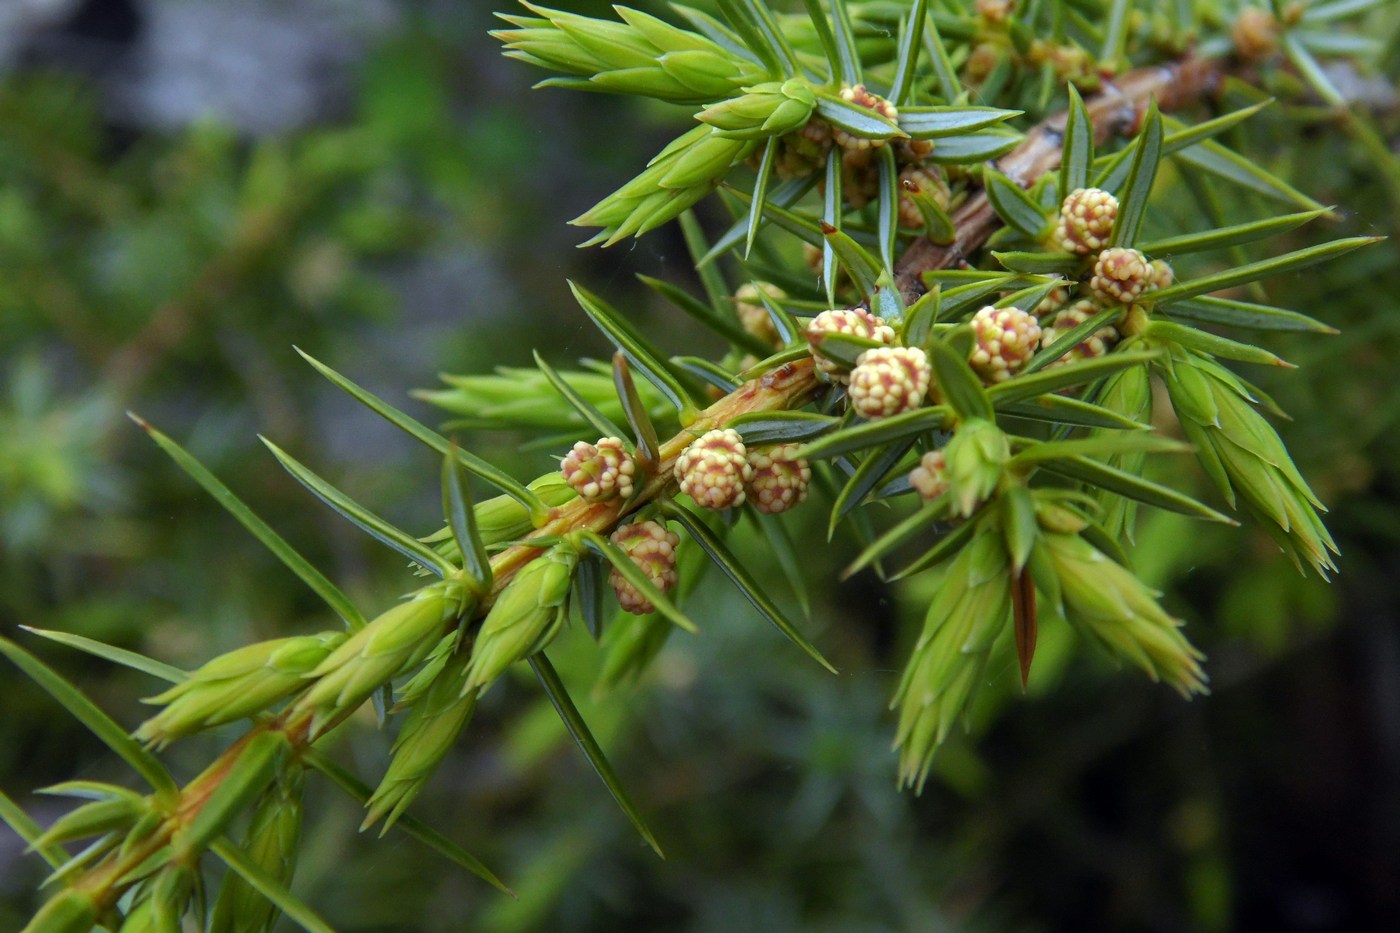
xmin=0 ymin=1 xmax=1397 ymax=930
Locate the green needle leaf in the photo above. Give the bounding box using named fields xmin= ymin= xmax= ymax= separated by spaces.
xmin=661 ymin=500 xmax=837 ymax=673
xmin=0 ymin=788 xmax=68 ymax=871
xmin=19 ymin=627 xmax=186 ymax=684
xmin=571 ymin=281 xmax=702 ymax=421
xmin=985 ymin=169 xmax=1049 ymax=238
xmin=211 ymin=837 xmax=336 ymax=933
xmin=295 ymin=349 xmax=545 ymax=521
xmin=821 ymin=224 xmax=884 ymax=300
xmin=1042 ymin=456 xmax=1237 ymax=524
xmin=897 ymin=106 xmax=1021 ymax=138
xmin=1021 ymin=307 xmax=1124 ymax=374
xmin=262 ymin=438 xmax=457 ymax=578
xmin=529 ymin=652 xmax=665 ymax=857
xmin=1151 ymin=237 xmax=1382 ymax=305
xmin=443 ymin=447 xmax=493 ymax=597
xmin=987 ymin=351 xmax=1160 ymax=406
xmin=1161 ymin=296 xmax=1336 ymax=334
xmin=1060 ymin=83 xmax=1093 ymax=197
xmin=888 ymin=0 xmax=929 ymax=105
xmin=729 ymin=411 xmax=838 ymax=445
xmin=997 ymin=395 xmax=1151 ymax=431
xmin=0 ymin=637 xmax=178 ymax=801
xmin=797 ymin=407 xmax=949 ymax=461
xmin=928 ymin=131 xmax=1021 ymax=164
xmin=1138 ymin=208 xmax=1329 ymax=257
xmin=876 ymin=145 xmax=899 ymax=271
xmin=843 ymin=496 xmax=945 ymax=578
xmin=826 ymin=0 xmax=862 ymax=85
xmin=1110 ymin=101 xmax=1163 ymax=247
xmin=304 ymin=749 xmax=512 ymax=895
xmin=746 ymin=136 xmax=778 ymax=258
xmin=829 ymin=440 xmax=918 ymax=537
xmin=1147 ymin=321 xmax=1295 ymax=368
xmin=532 ymin=350 xmax=629 ymax=441
xmin=744 ymin=506 xmax=811 ymax=619
xmin=926 ymin=338 xmax=994 ymax=421
xmin=131 ymin=414 xmax=367 ymax=632
xmin=822 ymin=145 xmax=842 ymax=307
xmin=799 ymin=0 xmax=842 ymax=82
xmin=613 ymin=353 xmax=663 ymax=466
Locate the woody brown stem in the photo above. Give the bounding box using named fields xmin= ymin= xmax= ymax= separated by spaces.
xmin=894 ymin=56 xmax=1225 ymax=305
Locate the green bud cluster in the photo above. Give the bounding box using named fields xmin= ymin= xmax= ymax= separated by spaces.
xmin=493 ymin=3 xmax=766 ymax=105
xmin=941 ymin=419 xmax=1010 ymax=518
xmin=464 ymin=541 xmax=578 ymax=693
xmin=1043 ymin=530 xmax=1207 ymax=696
xmin=698 ymin=79 xmax=816 ymax=140
xmin=574 ymin=125 xmax=756 ymax=246
xmin=892 ymin=523 xmax=1012 ymax=791
xmin=1162 ymin=346 xmax=1337 ymax=576
xmin=364 ymin=653 xmax=477 ymax=832
xmin=297 ymin=583 xmax=464 ymax=734
xmin=209 ymin=767 xmax=304 ymax=933
xmin=137 ymin=631 xmax=348 ymax=746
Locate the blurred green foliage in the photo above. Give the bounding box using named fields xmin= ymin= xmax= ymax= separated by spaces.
xmin=1 ymin=2 xmax=1398 ymax=931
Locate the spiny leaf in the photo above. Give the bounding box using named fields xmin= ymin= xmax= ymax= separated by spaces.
xmin=295 ymin=349 xmax=544 ymax=521
xmin=876 ymin=145 xmax=899 ymax=271
xmin=744 ymin=506 xmax=811 ymax=619
xmin=927 ymin=131 xmax=1021 ymax=164
xmin=1060 ymin=83 xmax=1092 ymax=197
xmin=713 ymin=0 xmax=783 ymax=75
xmin=1009 ymin=433 xmax=1190 ymax=468
xmin=1138 ymin=208 xmax=1329 ymax=257
xmin=746 ymin=136 xmax=778 ymax=257
xmin=262 ymin=438 xmax=456 ymax=577
xmin=993 ymin=250 xmax=1081 ymax=275
xmin=1021 ymin=306 xmax=1124 ymax=374
xmin=1172 ymin=139 xmax=1328 ymax=213
xmin=130 ymin=414 xmax=367 ymax=632
xmin=0 ymin=637 xmax=177 ymax=801
xmin=799 ymin=0 xmax=842 ymax=82
xmin=613 ymin=352 xmax=663 ymax=466
xmin=1042 ymin=456 xmax=1237 ymax=524
xmin=660 ymin=500 xmax=837 ymax=673
xmin=1147 ymin=321 xmax=1294 ymax=368
xmin=997 ymin=395 xmax=1151 ymax=431
xmin=211 ymin=837 xmax=336 ymax=933
xmin=529 ymin=652 xmax=665 ymax=857
xmin=797 ymin=407 xmax=949 ymax=461
xmin=813 ymin=90 xmax=906 ymax=142
xmin=821 ymin=223 xmax=884 ymax=299
xmin=926 ymin=338 xmax=994 ymax=421
xmin=897 ymin=106 xmax=1021 ymax=138
xmin=728 ymin=411 xmax=838 ymax=445
xmin=532 ymin=350 xmax=629 ymax=441
xmin=1161 ymin=296 xmax=1336 ymax=334
xmin=987 ymin=351 xmax=1160 ymax=406
xmin=918 ymin=15 xmax=960 ymax=102
xmin=822 ymin=145 xmax=842 ymax=307
xmin=843 ymin=496 xmax=947 ymax=578
xmin=19 ymin=627 xmax=186 ymax=684
xmin=572 ymin=282 xmax=701 ymax=421
xmin=826 ymin=0 xmax=862 ymax=85
xmin=887 ymin=0 xmax=929 ymax=105
xmin=0 ymin=788 xmax=67 ymax=871
xmin=303 ymin=749 xmax=512 ymax=895
xmin=1109 ymin=101 xmax=1163 ymax=247
xmin=985 ymin=169 xmax=1049 ymax=238
xmin=1151 ymin=237 xmax=1381 ymax=305
xmin=443 ymin=447 xmax=493 ymax=597
xmin=1100 ymin=0 xmax=1133 ymax=68
xmin=698 ymin=177 xmax=817 ymax=267
xmin=829 ymin=440 xmax=919 ymax=539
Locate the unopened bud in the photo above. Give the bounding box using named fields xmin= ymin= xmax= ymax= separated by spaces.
xmin=849 ymin=347 xmax=931 ymax=419
xmin=609 ymin=521 xmax=681 ymax=614
xmin=1055 ymin=188 xmax=1119 ymax=254
xmin=805 ymin=308 xmax=897 ymax=382
xmin=1090 ymin=247 xmax=1154 ymax=305
xmin=675 ymin=428 xmax=753 ymax=510
xmin=1149 ymin=258 xmax=1174 ymax=290
xmin=561 ymin=437 xmax=636 ymax=502
xmin=746 ymin=444 xmax=811 ymax=514
xmin=1233 ymin=7 xmax=1280 ymax=60
xmin=969 ymin=305 xmax=1042 ymax=383
xmin=465 ymin=544 xmax=578 ymax=692
xmin=909 ymin=450 xmax=950 ymax=501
